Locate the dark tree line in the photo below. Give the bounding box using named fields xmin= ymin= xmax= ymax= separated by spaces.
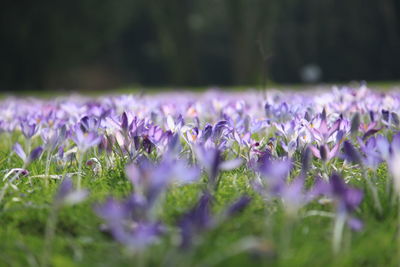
xmin=1 ymin=0 xmax=399 ymax=90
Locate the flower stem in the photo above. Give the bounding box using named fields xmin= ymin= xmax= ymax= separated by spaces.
xmin=332 ymin=213 xmax=346 ymax=254
xmin=26 ymin=138 xmax=31 ymax=155
xmin=77 ymin=152 xmax=84 ymax=190
xmin=45 ymin=150 xmax=51 ymax=187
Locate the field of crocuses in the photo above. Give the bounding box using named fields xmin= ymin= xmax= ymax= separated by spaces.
xmin=1 ymin=86 xmax=399 ymax=266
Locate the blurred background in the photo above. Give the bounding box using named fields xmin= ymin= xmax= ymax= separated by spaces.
xmin=1 ymin=0 xmax=400 ymax=91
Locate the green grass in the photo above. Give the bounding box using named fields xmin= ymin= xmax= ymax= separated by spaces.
xmin=0 ymin=139 xmax=399 ymax=267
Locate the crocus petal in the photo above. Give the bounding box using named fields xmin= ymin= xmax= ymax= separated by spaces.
xmin=301 ymin=146 xmax=312 ymax=173
xmin=392 ymin=132 xmax=400 ymax=151
xmin=28 ymin=146 xmax=43 ymax=163
xmin=226 ymin=195 xmax=251 ymax=216
xmin=343 ymin=141 xmax=363 ymax=165
xmin=328 ymin=119 xmax=341 ymax=137
xmin=309 ymin=145 xmax=321 ymax=159
xmin=328 ymin=143 xmax=340 ymax=160
xmin=13 ymin=142 xmax=27 ymax=162
xmin=347 ymin=217 xmax=363 ymax=231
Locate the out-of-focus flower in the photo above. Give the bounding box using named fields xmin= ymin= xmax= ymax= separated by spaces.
xmin=55 ymin=176 xmax=88 ymax=207
xmin=20 ymin=121 xmax=37 ymax=139
xmin=71 ymin=124 xmax=101 ymax=153
xmin=225 ymin=195 xmax=252 ymax=217
xmin=178 ymin=192 xmax=251 ymax=248
xmin=301 ymin=146 xmax=313 ymax=174
xmin=388 ymin=133 xmax=400 ymax=195
xmin=13 ymin=143 xmax=43 ymax=165
xmin=178 ymin=192 xmax=213 ymax=248
xmin=314 ymin=173 xmax=363 ymax=231
xmin=356 ymin=137 xmax=383 ymax=170
xmin=254 ymin=158 xmax=316 ymax=216
xmin=309 ymin=143 xmax=340 ymax=162
xmin=195 ymin=146 xmax=242 ymax=187
xmin=125 ymin=157 xmax=200 ymax=207
xmin=40 ymin=125 xmax=67 ymax=151
xmin=359 ymin=121 xmax=382 ymax=140
xmin=342 ymin=141 xmax=363 ymax=165
xmin=308 ymin=115 xmax=341 ymax=144
xmin=95 ymin=196 xmax=164 ymax=249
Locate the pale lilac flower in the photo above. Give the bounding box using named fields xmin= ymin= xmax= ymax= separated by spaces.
xmin=13 ymin=143 xmax=43 ymax=165
xmin=71 ymin=124 xmax=101 ymax=153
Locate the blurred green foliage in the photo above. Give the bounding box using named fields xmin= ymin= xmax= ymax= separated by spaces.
xmin=1 ymin=0 xmax=399 ymax=90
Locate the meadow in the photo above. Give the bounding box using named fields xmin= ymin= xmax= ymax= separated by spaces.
xmin=0 ymin=86 xmax=399 ymax=266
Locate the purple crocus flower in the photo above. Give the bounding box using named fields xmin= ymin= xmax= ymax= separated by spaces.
xmin=80 ymin=115 xmax=101 ymax=132
xmin=201 ymin=124 xmax=213 ymax=142
xmin=381 ymin=109 xmax=399 ymax=129
xmin=195 ymin=146 xmax=242 ymax=188
xmin=388 ymin=132 xmax=400 ymax=195
xmin=55 ymin=176 xmax=88 ymax=207
xmin=309 ymin=143 xmax=341 ymax=162
xmin=71 ymin=124 xmax=101 ymax=153
xmin=315 ymin=173 xmax=363 ymax=231
xmin=359 ymin=121 xmax=382 ymax=140
xmin=233 ymin=130 xmax=252 ymax=147
xmin=178 ymin=190 xmax=251 ymax=249
xmin=255 ymin=157 xmax=292 ymax=195
xmin=178 ymin=192 xmax=213 ymax=248
xmin=20 ymin=121 xmax=37 ymax=139
xmin=391 ymin=132 xmax=400 ymax=153
xmin=342 ymin=141 xmax=363 ymax=165
xmin=166 ymin=114 xmax=184 ymax=132
xmin=280 ymin=176 xmax=313 ymax=215
xmin=125 ymin=157 xmax=200 ymax=208
xmin=350 ymin=113 xmax=360 ymax=135
xmin=356 ymin=137 xmax=383 ymax=170
xmin=146 ymin=125 xmax=164 ymax=145
xmin=254 ymin=157 xmax=317 ymax=216
xmin=40 ymin=125 xmax=67 ymax=151
xmin=13 ymin=143 xmax=43 ymax=165
xmin=342 ymin=139 xmax=382 ymax=170
xmin=301 ymin=146 xmax=312 ymax=174
xmin=330 ymin=173 xmax=363 ymax=215
xmin=120 ymin=111 xmax=129 ymax=134
xmin=280 ymin=139 xmax=298 ymax=157
xmin=257 ymin=157 xmax=291 ymax=182
xmin=225 ymin=195 xmax=252 ymax=217
xmin=211 ymin=120 xmax=230 ymax=144
xmin=265 ymin=102 xmax=291 ymax=121
xmin=96 ymin=149 xmax=199 ymax=250
xmin=95 ymin=196 xmax=164 ymax=249
xmin=308 ymin=115 xmax=341 ymax=144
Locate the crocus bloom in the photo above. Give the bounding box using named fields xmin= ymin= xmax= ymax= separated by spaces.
xmin=71 ymin=124 xmax=101 ymax=153
xmin=125 ymin=157 xmax=200 ymax=208
xmin=359 ymin=121 xmax=381 ymax=140
xmin=315 ymin=173 xmax=363 ymax=231
xmin=195 ymin=146 xmax=242 ymax=187
xmin=13 ymin=143 xmax=43 ymax=165
xmin=309 ymin=143 xmax=340 ymax=162
xmin=20 ymin=121 xmax=37 ymax=139
xmin=55 ymin=176 xmax=88 ymax=207
xmin=178 ymin=192 xmax=213 ymax=248
xmin=308 ymin=115 xmax=341 ymax=144
xmin=95 ymin=196 xmax=164 ymax=249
